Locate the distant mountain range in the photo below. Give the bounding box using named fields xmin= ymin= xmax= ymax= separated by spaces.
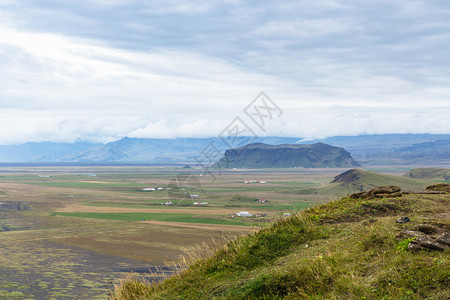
xmin=297 ymin=134 xmax=450 ymax=165
xmin=0 ymin=141 xmax=102 ymax=162
xmin=0 ymin=134 xmax=449 ymax=164
xmin=0 ymin=137 xmax=300 ymax=163
xmin=214 ymin=142 xmax=360 ymax=169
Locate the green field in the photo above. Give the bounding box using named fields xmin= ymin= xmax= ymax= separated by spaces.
xmin=53 ymin=212 xmax=251 ymax=226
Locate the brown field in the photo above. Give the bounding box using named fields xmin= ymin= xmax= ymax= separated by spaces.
xmin=139 ymin=220 xmax=255 ymax=232
xmin=57 ymin=204 xmax=240 ymax=215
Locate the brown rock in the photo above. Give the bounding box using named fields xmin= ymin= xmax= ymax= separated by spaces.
xmin=409 ymin=236 xmax=447 ymax=251
xmin=395 ymin=230 xmax=424 ymax=242
xmin=436 ymin=232 xmax=450 ymax=245
xmin=349 ymin=186 xmax=402 ymax=200
xmin=416 ymin=224 xmax=441 ymax=235
xmin=371 ymin=186 xmax=401 ymax=194
xmin=425 ymin=183 xmax=450 ymax=193
xmin=375 ymin=192 xmax=402 ymax=198
xmin=349 ymin=191 xmax=368 ymax=199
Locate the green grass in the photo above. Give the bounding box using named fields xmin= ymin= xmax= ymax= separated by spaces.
xmin=109 ymin=193 xmax=450 ymax=300
xmin=52 ymin=212 xmax=252 ymax=226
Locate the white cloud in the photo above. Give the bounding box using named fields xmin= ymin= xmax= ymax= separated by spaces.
xmin=253 ymin=18 xmax=357 ymax=39
xmin=0 ymin=1 xmax=449 ymax=144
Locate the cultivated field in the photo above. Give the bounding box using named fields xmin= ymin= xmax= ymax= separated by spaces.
xmin=0 ymin=164 xmax=434 ymax=299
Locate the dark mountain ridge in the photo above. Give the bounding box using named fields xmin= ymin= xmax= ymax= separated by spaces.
xmin=215 ymin=142 xmax=360 ymax=169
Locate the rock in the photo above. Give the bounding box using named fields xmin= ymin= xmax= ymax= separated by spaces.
xmin=349 ymin=191 xmax=369 ymax=199
xmin=436 ymin=232 xmax=450 ymax=245
xmin=395 ymin=230 xmax=425 ymax=242
xmin=425 ymin=183 xmax=450 ymax=193
xmin=396 ymin=217 xmax=410 ymax=223
xmin=371 ymin=186 xmax=401 ymax=194
xmin=408 ymin=236 xmax=447 ymax=251
xmin=349 ymin=186 xmax=402 ymax=200
xmin=375 ymin=192 xmax=402 ymax=198
xmin=416 ymin=224 xmax=441 ymax=235
xmin=403 ymin=190 xmax=445 ymax=195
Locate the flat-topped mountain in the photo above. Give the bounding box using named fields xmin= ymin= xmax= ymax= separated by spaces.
xmin=215 ymin=142 xmax=360 ymax=169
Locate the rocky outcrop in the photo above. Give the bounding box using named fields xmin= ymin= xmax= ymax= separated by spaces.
xmin=396 ymin=224 xmax=449 ymax=252
xmin=425 ymin=183 xmax=450 ymax=193
xmin=349 ymin=186 xmax=402 ymax=200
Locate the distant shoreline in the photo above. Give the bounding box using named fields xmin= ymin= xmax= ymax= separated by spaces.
xmin=0 ymin=162 xmax=186 ymax=167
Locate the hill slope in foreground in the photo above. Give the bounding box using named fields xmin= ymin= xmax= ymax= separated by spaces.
xmin=215 ymin=142 xmax=360 ymax=169
xmin=110 ymin=191 xmax=449 ymax=299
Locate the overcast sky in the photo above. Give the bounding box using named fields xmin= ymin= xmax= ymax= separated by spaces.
xmin=1 ymin=0 xmax=449 ymax=144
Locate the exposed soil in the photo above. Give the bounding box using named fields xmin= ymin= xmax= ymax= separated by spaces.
xmin=57 ymin=204 xmax=240 ymax=215
xmin=139 ymin=220 xmax=255 ymax=232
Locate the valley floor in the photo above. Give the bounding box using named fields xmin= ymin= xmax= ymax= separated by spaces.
xmin=0 ymin=164 xmax=448 ymax=299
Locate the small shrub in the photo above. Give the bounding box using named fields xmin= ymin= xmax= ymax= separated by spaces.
xmin=396 ymin=238 xmax=415 ymax=252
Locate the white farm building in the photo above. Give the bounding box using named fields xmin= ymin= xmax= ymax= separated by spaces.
xmin=236 ymin=211 xmax=253 ymax=217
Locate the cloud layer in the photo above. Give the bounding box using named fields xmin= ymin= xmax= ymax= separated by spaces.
xmin=0 ymin=0 xmax=449 ymax=144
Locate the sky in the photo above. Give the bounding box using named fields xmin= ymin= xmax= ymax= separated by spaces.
xmin=0 ymin=0 xmax=449 ymax=145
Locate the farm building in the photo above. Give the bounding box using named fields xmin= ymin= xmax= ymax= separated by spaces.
xmin=161 ymin=201 xmax=172 ymax=205
xmin=236 ymin=211 xmax=253 ymax=217
xmin=193 ymin=201 xmax=208 ymax=205
xmin=143 ymin=188 xmax=156 ymax=191
xmin=244 ymin=180 xmax=267 ymax=184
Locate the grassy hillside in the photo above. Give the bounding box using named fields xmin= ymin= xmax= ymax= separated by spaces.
xmin=110 ymin=192 xmax=449 ymax=299
xmin=404 ymin=168 xmax=450 ymax=181
xmin=319 ymin=169 xmax=433 ymax=196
